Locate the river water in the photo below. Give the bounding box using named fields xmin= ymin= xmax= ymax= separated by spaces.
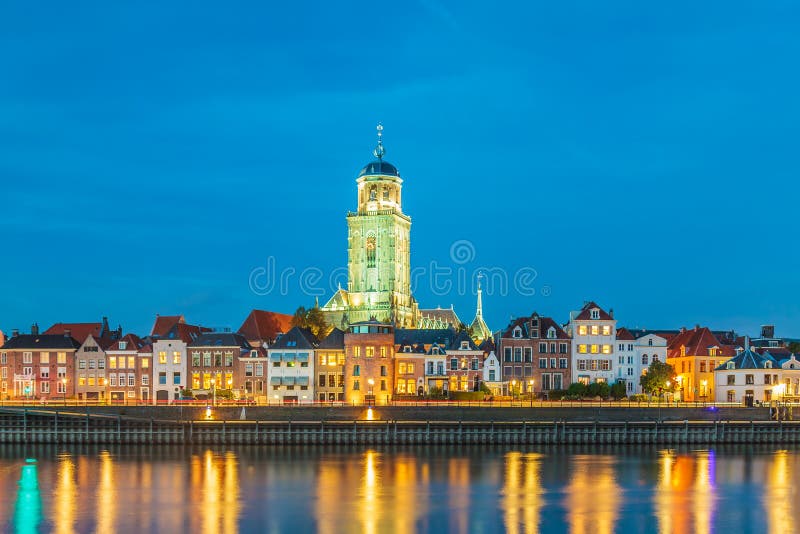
xmin=0 ymin=444 xmax=796 ymax=533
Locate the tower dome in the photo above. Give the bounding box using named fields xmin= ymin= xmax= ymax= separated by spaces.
xmin=358 ymin=122 xmax=400 ymax=177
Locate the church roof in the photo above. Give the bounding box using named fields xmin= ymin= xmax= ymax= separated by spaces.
xmin=418 ymin=307 xmax=462 ymax=329
xmin=359 ymin=160 xmax=400 ymax=178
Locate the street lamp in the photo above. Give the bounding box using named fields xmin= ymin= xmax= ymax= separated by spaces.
xmin=367 ymin=378 xmax=375 ymax=406
xmin=511 ymin=379 xmax=517 ymax=400
xmin=210 ymin=378 xmax=216 ymax=407
xmin=528 ymin=379 xmax=534 ymax=407
xmin=61 ymin=378 xmax=67 ymax=406
xmin=665 ymin=380 xmax=671 ymax=404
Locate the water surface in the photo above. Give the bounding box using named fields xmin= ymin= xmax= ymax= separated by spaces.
xmin=0 ymin=444 xmax=796 ymax=533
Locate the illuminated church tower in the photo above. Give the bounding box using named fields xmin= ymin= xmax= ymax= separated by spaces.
xmin=323 ymin=125 xmax=417 ymax=327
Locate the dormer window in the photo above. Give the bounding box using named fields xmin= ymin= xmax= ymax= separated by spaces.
xmin=512 ymin=327 xmax=522 ymax=339
xmin=531 ymin=329 xmax=539 ymax=338
xmin=726 ymin=361 xmax=735 ymax=370
xmin=547 ymin=327 xmax=556 ymax=339
xmin=460 ymin=341 xmax=470 ymax=350
xmin=648 ymin=339 xmax=653 ymax=346
xmin=404 ymin=346 xmax=411 ymax=353
xmin=590 ymin=309 xmax=600 ymax=320
xmin=432 ymin=347 xmax=440 ymax=355
xmin=531 ymin=318 xmax=539 ymax=328
xmin=709 ymin=348 xmax=717 ymax=357
xmin=251 ymin=350 xmax=258 ymax=357
xmin=119 ymin=342 xmax=127 ymax=350
xmin=765 ymin=361 xmax=772 ymax=369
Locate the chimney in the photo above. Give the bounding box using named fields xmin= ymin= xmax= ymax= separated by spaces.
xmin=64 ymin=328 xmax=71 ymax=338
xmin=694 ymin=324 xmax=700 ymax=332
xmin=30 ymin=323 xmax=39 ymax=336
xmin=12 ymin=329 xmax=19 ymax=338
xmin=609 ymin=308 xmax=614 ymax=319
xmin=680 ymin=327 xmax=686 ymax=334
xmin=761 ymin=325 xmax=774 ymax=339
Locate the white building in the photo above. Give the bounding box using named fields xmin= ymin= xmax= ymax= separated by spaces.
xmin=715 ymin=343 xmax=800 ymax=404
xmin=149 ymin=316 xmax=204 ymax=403
xmin=267 ymin=326 xmax=316 ymax=404
xmin=569 ymin=301 xmax=618 ymax=385
xmin=482 ymin=351 xmax=503 ymax=395
xmin=614 ymin=330 xmax=669 ymax=395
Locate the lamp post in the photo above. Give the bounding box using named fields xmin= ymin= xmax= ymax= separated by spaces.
xmin=528 ymin=379 xmax=535 ymax=407
xmin=210 ymin=378 xmax=216 ymax=407
xmin=700 ymin=379 xmax=708 ymax=403
xmin=367 ymin=378 xmax=375 ymax=406
xmin=61 ymin=378 xmax=67 ymax=406
xmin=511 ymin=379 xmax=517 ymax=402
xmin=665 ymin=380 xmax=671 ymax=404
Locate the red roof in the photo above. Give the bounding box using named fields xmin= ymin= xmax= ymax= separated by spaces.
xmin=667 ymin=326 xmax=736 ymax=359
xmin=237 ymin=310 xmax=293 ymax=342
xmin=106 ymin=334 xmax=144 ymax=352
xmin=573 ymin=301 xmax=614 ymax=321
xmin=616 ymin=327 xmax=636 ymax=341
xmin=150 ymin=315 xmax=185 ymax=337
xmin=45 ymin=323 xmax=104 ymax=343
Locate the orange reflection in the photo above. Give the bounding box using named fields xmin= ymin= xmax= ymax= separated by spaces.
xmin=54 ymin=453 xmax=76 ymax=534
xmin=655 ymin=450 xmax=716 ymax=534
xmin=448 ymin=458 xmax=470 ymax=534
xmin=566 ymin=456 xmax=619 ymax=534
xmin=502 ymin=451 xmax=543 ymax=534
xmin=96 ymin=451 xmax=116 ymax=534
xmin=361 ymin=450 xmax=380 ymax=534
xmin=765 ymin=450 xmax=791 ymax=534
xmin=192 ymin=450 xmax=240 ymax=534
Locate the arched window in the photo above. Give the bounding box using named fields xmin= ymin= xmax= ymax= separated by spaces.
xmin=369 ymin=185 xmax=377 ymax=201
xmin=366 ymin=236 xmax=376 ymax=267
xmin=641 ymin=354 xmax=649 ymax=365
xmin=383 ymin=187 xmax=390 ymax=200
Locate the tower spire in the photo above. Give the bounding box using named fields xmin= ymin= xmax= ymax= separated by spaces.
xmin=476 ymin=272 xmax=484 ymax=318
xmin=373 ymin=122 xmax=385 ymax=160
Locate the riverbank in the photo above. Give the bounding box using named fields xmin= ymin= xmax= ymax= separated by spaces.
xmin=0 ymin=406 xmax=796 ymax=445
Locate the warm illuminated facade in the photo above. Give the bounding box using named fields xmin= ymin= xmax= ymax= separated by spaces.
xmin=150 ymin=315 xmax=207 ymax=403
xmin=568 ymin=302 xmax=617 ymax=386
xmin=445 ymin=331 xmax=484 ymax=392
xmin=106 ymin=334 xmax=150 ymax=403
xmin=74 ymin=335 xmax=111 ymax=401
xmin=395 ymin=328 xmax=455 ymax=395
xmin=316 ymin=328 xmax=345 ymax=402
xmin=322 ymin=125 xmax=417 ymax=328
xmin=188 ymin=332 xmax=252 ymax=400
xmin=0 ymin=327 xmax=79 ymax=400
xmin=714 ymin=343 xmax=800 ymax=404
xmin=667 ymin=326 xmax=736 ymax=402
xmin=343 ymin=320 xmax=395 ymax=404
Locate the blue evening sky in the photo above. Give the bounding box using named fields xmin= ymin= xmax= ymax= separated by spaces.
xmin=1 ymin=1 xmax=798 ymax=337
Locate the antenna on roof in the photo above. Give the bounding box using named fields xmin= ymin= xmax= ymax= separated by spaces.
xmin=373 ymin=123 xmax=385 ymax=160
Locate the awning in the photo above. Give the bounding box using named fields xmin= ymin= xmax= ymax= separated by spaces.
xmin=270 ymin=377 xmax=282 ymax=385
xmin=270 ymin=353 xmax=282 ymax=362
xmin=282 ymin=376 xmax=296 ymax=386
xmin=283 ymin=353 xmax=296 ymax=362
xmin=297 ymin=376 xmax=309 ymax=386
xmin=297 ymin=353 xmax=309 ymax=363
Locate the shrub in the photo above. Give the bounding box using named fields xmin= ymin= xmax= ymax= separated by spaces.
xmin=451 ymin=391 xmax=485 ymax=401
xmin=567 ymin=382 xmax=588 ymax=398
xmin=610 ymin=381 xmax=627 ymax=400
xmin=547 ymin=389 xmax=568 ymax=400
xmin=628 ymin=394 xmax=649 ymax=402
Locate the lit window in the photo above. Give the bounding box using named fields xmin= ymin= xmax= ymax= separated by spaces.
xmin=591 ymin=325 xmax=599 ymax=336
xmin=578 ymin=345 xmax=588 ymax=354
xmin=578 ymin=326 xmax=587 ymax=336
xmin=602 ymin=326 xmax=611 ymax=336
xmin=602 ymin=345 xmax=611 ymax=354
xmin=590 ymin=345 xmax=599 ymax=354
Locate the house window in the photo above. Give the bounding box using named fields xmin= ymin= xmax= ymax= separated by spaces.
xmin=380 ymin=380 xmax=387 ymax=391
xmin=727 ymin=375 xmax=736 ymax=385
xmin=23 ymin=352 xmax=32 ymax=364
xmin=539 ymin=343 xmax=547 ymax=353
xmin=119 ymin=341 xmax=127 ymax=350
xmin=559 ymin=358 xmax=567 ymax=369
xmin=513 ymin=348 xmax=522 ymax=362
xmin=255 ymin=363 xmax=263 ymax=377
xmin=471 ymin=358 xmax=478 ymax=370
xmin=40 ymin=367 xmax=49 ymax=379
xmin=142 ymin=375 xmax=149 ymax=386
xmin=353 ymin=380 xmax=360 ymax=391
xmin=560 ymin=343 xmax=567 ymax=354
xmin=381 ymin=365 xmax=387 ymax=377
xmin=547 ymin=328 xmax=556 ymax=339
xmin=539 ymin=358 xmax=547 ymax=369
xmin=79 ymin=360 xmax=86 ymax=370
xmin=602 ymin=326 xmax=611 ymax=336
xmin=158 ymin=352 xmax=167 ymax=364
xmin=578 ymin=326 xmax=587 ymax=336
xmin=745 ymin=374 xmax=754 ymax=385
xmin=577 ymin=360 xmax=586 ymax=371
xmin=489 ymin=370 xmax=496 ymax=381
xmin=513 ymin=327 xmax=522 ymax=338
xmin=591 ymin=325 xmax=599 ymax=336
xmin=110 ymin=375 xmax=117 ymax=387
xmin=173 ymin=373 xmax=180 ymax=385
xmin=578 ymin=345 xmax=588 ymax=354
xmin=590 ymin=345 xmax=599 ymax=354
xmin=57 ymin=352 xmax=67 ymax=364
xmin=602 ymin=345 xmax=611 ymax=354
xmin=641 ymin=354 xmax=650 ymax=365
xmin=158 ymin=372 xmax=167 ymax=385
xmin=40 ymin=352 xmax=50 ymax=364
xmin=504 ymin=348 xmax=512 ymax=362
xmin=108 ymin=356 xmax=117 ymax=369
xmin=225 ymin=353 xmax=234 ymax=367
xmin=524 ymin=348 xmax=532 ymax=363
xmin=590 ymin=309 xmax=600 ymax=319
xmin=353 ymin=365 xmax=361 ymax=377
xmin=450 ymin=359 xmax=458 ymax=371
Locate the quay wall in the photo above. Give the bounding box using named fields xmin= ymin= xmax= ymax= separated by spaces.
xmin=43 ymin=405 xmax=772 ymax=423
xmin=0 ymin=407 xmax=795 ymax=446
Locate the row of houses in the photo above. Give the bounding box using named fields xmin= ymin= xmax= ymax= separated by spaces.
xmin=1 ymin=302 xmax=798 ymax=405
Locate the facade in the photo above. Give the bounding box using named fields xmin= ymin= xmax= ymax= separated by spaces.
xmin=236 ymin=346 xmax=268 ymax=402
xmin=445 ymin=331 xmax=484 ymax=393
xmin=569 ymin=302 xmax=617 ymax=386
xmin=267 ymin=327 xmax=316 ymax=404
xmin=316 ymin=328 xmax=345 ymax=402
xmin=667 ymin=326 xmax=736 ymax=402
xmin=500 ymin=313 xmax=571 ymax=395
xmin=188 ymin=332 xmax=252 ymax=401
xmin=713 ymin=343 xmax=800 ymax=404
xmin=106 ymin=334 xmax=149 ymax=403
xmin=0 ymin=328 xmax=79 ymax=400
xmin=74 ymin=335 xmax=113 ymax=401
xmin=150 ymin=315 xmax=206 ymax=403
xmin=482 ymin=350 xmax=502 ymax=394
xmin=322 ymin=125 xmax=417 ymax=327
xmin=343 ymin=320 xmax=395 ymax=405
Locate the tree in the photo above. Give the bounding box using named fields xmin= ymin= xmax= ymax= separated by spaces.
xmin=639 ymin=360 xmax=677 ymax=396
xmin=788 ymin=341 xmax=800 ymax=354
xmin=587 ymin=381 xmax=611 ymax=399
xmin=567 ymin=382 xmax=587 ymax=398
xmin=290 ymin=305 xmax=331 ymax=340
xmin=610 ymin=381 xmax=627 ymax=400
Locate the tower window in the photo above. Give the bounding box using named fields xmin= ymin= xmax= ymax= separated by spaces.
xmin=369 ymin=185 xmax=377 ymax=201
xmin=366 ymin=236 xmax=376 ymax=268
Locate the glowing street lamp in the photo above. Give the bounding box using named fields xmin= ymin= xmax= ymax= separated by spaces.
xmin=511 ymin=379 xmax=517 ymax=400
xmin=528 ymin=379 xmax=535 ymax=407
xmin=61 ymin=378 xmax=67 ymax=406
xmin=210 ymin=378 xmax=216 ymax=407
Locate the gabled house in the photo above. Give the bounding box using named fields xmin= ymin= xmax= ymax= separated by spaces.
xmin=668 ymin=326 xmax=736 ymax=401
xmin=150 ymin=315 xmax=208 ymax=403
xmin=500 ymin=313 xmax=571 ymax=396
xmin=316 ymin=328 xmax=345 ymax=402
xmin=188 ymin=332 xmax=253 ymax=401
xmin=106 ymin=334 xmax=149 ymax=403
xmin=568 ymin=301 xmax=617 ymax=387
xmin=267 ymin=326 xmax=317 ymax=404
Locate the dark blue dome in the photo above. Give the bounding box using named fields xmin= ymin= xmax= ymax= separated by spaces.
xmin=358 ymin=160 xmax=399 ymax=178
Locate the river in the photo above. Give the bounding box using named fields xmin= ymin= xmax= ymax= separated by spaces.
xmin=0 ymin=444 xmax=796 ymax=533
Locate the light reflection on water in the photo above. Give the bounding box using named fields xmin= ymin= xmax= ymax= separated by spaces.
xmin=0 ymin=445 xmax=797 ymax=533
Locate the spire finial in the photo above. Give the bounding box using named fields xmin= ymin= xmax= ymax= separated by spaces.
xmin=373 ymin=122 xmax=385 ymax=160
xmin=476 ymin=271 xmax=484 ymax=318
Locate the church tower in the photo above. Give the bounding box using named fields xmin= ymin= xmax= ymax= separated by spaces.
xmin=345 ymin=124 xmax=415 ymax=327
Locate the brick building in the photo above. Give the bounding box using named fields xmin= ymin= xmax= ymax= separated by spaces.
xmin=500 ymin=313 xmax=571 ymax=396
xmin=106 ymin=334 xmax=150 ymax=403
xmin=188 ymin=332 xmax=253 ymax=401
xmin=344 ymin=320 xmax=395 ymax=405
xmin=316 ymin=328 xmax=345 ymax=402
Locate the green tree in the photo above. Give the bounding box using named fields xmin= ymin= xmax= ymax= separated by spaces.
xmin=567 ymin=382 xmax=587 ymax=398
xmin=610 ymin=381 xmax=627 ymax=400
xmin=291 ymin=306 xmax=308 ymax=329
xmin=787 ymin=341 xmax=800 ymax=354
xmin=290 ymin=305 xmax=331 ymax=340
xmin=639 ymin=360 xmax=677 ymax=396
